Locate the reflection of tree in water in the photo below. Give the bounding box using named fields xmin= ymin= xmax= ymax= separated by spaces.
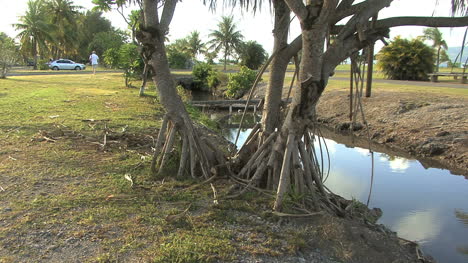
xmin=457 ymin=246 xmax=468 ymax=255
xmin=229 ymin=113 xmax=260 ymax=125
xmin=221 ymin=128 xmax=250 ymax=145
xmin=380 ymin=153 xmax=396 ymax=161
xmin=455 ymin=209 xmax=468 ymax=255
xmin=455 ymin=209 xmax=468 ymax=226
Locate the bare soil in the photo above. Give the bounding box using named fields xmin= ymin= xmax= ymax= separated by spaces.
xmin=316 ymin=89 xmax=468 ymax=176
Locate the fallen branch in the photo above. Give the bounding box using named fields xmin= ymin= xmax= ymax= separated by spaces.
xmin=272 ymin=211 xmax=324 ymax=217
xmin=210 ymin=183 xmax=218 ymax=205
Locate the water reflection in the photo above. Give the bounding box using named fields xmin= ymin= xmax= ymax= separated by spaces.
xmin=394 ymin=209 xmax=443 ymax=243
xmin=220 ymin=124 xmax=468 ymax=263
xmin=379 ymin=154 xmax=410 ymax=173
xmin=455 ymin=210 xmax=468 ymax=226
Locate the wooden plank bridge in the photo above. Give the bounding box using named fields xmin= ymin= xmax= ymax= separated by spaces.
xmin=189 ymin=99 xmax=262 ymax=114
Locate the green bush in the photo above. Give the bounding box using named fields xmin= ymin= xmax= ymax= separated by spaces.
xmin=167 ymin=44 xmax=191 ymax=69
xmin=377 ymin=37 xmax=434 ymax=81
xmin=37 ymin=59 xmax=49 ymax=70
xmin=103 ymin=48 xmax=119 ymax=68
xmin=238 ymin=41 xmax=268 ymax=70
xmin=192 ymin=62 xmax=219 ymax=91
xmin=225 ymin=66 xmax=257 ymax=99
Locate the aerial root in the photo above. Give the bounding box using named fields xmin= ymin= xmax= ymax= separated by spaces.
xmin=231 ymin=128 xmax=345 ymax=216
xmin=151 ymin=114 xmax=225 ymax=179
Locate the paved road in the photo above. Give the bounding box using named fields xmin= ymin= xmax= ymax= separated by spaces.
xmin=7 ymin=70 xmax=122 ymax=76
xmin=7 ymin=69 xmax=467 ymax=89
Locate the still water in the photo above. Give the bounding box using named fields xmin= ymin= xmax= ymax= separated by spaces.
xmin=223 ymin=120 xmax=468 ymax=263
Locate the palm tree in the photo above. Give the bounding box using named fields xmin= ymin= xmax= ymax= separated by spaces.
xmin=208 ymin=16 xmax=244 ymax=71
xmin=420 ymin=27 xmax=448 ymax=72
xmin=14 ymin=0 xmax=55 ymax=69
xmin=185 ymin=31 xmax=206 ymax=61
xmin=46 ymin=0 xmax=81 ymax=58
xmin=451 ymin=0 xmax=467 ymax=15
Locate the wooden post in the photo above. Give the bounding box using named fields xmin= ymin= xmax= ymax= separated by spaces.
xmin=349 ymin=58 xmax=354 ymax=121
xmin=229 ymin=105 xmax=232 ymax=115
xmin=365 ymin=44 xmax=374 ymax=98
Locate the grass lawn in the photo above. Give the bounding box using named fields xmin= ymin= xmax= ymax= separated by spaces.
xmin=0 ymin=73 xmax=310 ymax=262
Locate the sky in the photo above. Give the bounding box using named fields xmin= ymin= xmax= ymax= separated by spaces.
xmin=1 ymin=0 xmax=467 ymax=55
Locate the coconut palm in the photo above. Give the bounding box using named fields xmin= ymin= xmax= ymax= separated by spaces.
xmin=14 ymin=0 xmax=55 ymax=69
xmin=208 ymin=16 xmax=244 ymax=71
xmin=452 ymin=0 xmax=467 ymax=15
xmin=46 ymin=0 xmax=81 ymax=58
xmin=420 ymin=27 xmax=448 ymax=72
xmin=185 ymin=31 xmax=206 ymax=61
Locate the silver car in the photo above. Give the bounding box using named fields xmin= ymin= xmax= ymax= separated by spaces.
xmin=49 ymin=59 xmax=86 ymax=70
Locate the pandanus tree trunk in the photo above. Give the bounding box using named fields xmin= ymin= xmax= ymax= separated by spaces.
xmin=138 ymin=0 xmax=225 ymax=179
xmin=235 ymin=0 xmax=467 ymax=213
xmin=260 ymin=0 xmax=291 ymax=135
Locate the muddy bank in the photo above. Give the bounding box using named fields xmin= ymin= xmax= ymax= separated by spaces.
xmin=316 ymin=89 xmax=468 ymax=176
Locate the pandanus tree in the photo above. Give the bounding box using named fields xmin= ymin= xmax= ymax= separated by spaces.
xmin=99 ymin=0 xmax=468 ymax=214
xmin=137 ymin=0 xmax=226 ymax=178
xmin=227 ymin=0 xmax=468 ymax=212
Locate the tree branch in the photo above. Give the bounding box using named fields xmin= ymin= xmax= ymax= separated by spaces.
xmin=333 ymin=1 xmax=368 ymax=24
xmin=284 ymin=0 xmax=307 ymax=22
xmin=336 ymin=0 xmax=355 ymax=13
xmin=331 ymin=16 xmax=468 ymax=34
xmin=336 ymin=0 xmax=391 ymax=41
xmin=375 ymin=16 xmax=468 ymax=28
xmin=142 ymin=0 xmax=159 ymax=28
xmin=160 ymin=0 xmax=178 ymax=34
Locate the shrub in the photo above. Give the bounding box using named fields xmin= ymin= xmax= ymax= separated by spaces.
xmin=377 ymin=37 xmax=434 ymax=81
xmin=238 ymin=41 xmax=268 ymax=70
xmin=167 ymin=44 xmax=191 ymax=69
xmin=192 ymin=62 xmax=219 ymax=91
xmin=103 ymin=48 xmax=119 ymax=68
xmin=37 ymin=59 xmax=49 ymax=70
xmin=225 ymin=66 xmax=257 ymax=99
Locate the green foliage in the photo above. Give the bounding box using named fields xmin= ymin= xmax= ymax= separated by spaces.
xmin=419 ymin=27 xmax=448 ymax=71
xmin=0 ymin=34 xmax=20 ymax=78
xmin=77 ymin=10 xmax=114 ymax=60
xmin=207 ymin=71 xmax=220 ymax=89
xmin=117 ymin=44 xmax=143 ymax=87
xmin=208 ymin=16 xmax=244 ymax=71
xmin=225 ymin=66 xmax=257 ymax=98
xmin=14 ymin=0 xmax=55 ymax=69
xmin=377 ymin=37 xmax=434 ymax=81
xmin=103 ymin=48 xmax=119 ymax=68
xmin=104 ymin=44 xmax=143 ymax=86
xmin=192 ymin=62 xmax=219 ymax=90
xmin=238 ymin=41 xmax=267 ymax=70
xmin=185 ymin=31 xmax=206 ymax=60
xmin=167 ymin=41 xmax=192 ymax=69
xmin=177 ymin=85 xmax=191 ymax=102
xmin=36 ymin=59 xmax=49 ymax=70
xmin=87 ymin=30 xmax=127 ymax=58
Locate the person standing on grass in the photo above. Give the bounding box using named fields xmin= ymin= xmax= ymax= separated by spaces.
xmin=89 ymin=51 xmax=99 ymax=74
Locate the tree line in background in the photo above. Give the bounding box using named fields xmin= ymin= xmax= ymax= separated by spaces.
xmin=12 ymin=0 xmax=126 ymax=69
xmin=0 ymin=0 xmax=460 ymax=84
xmin=1 ymin=0 xmax=268 ymax=76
